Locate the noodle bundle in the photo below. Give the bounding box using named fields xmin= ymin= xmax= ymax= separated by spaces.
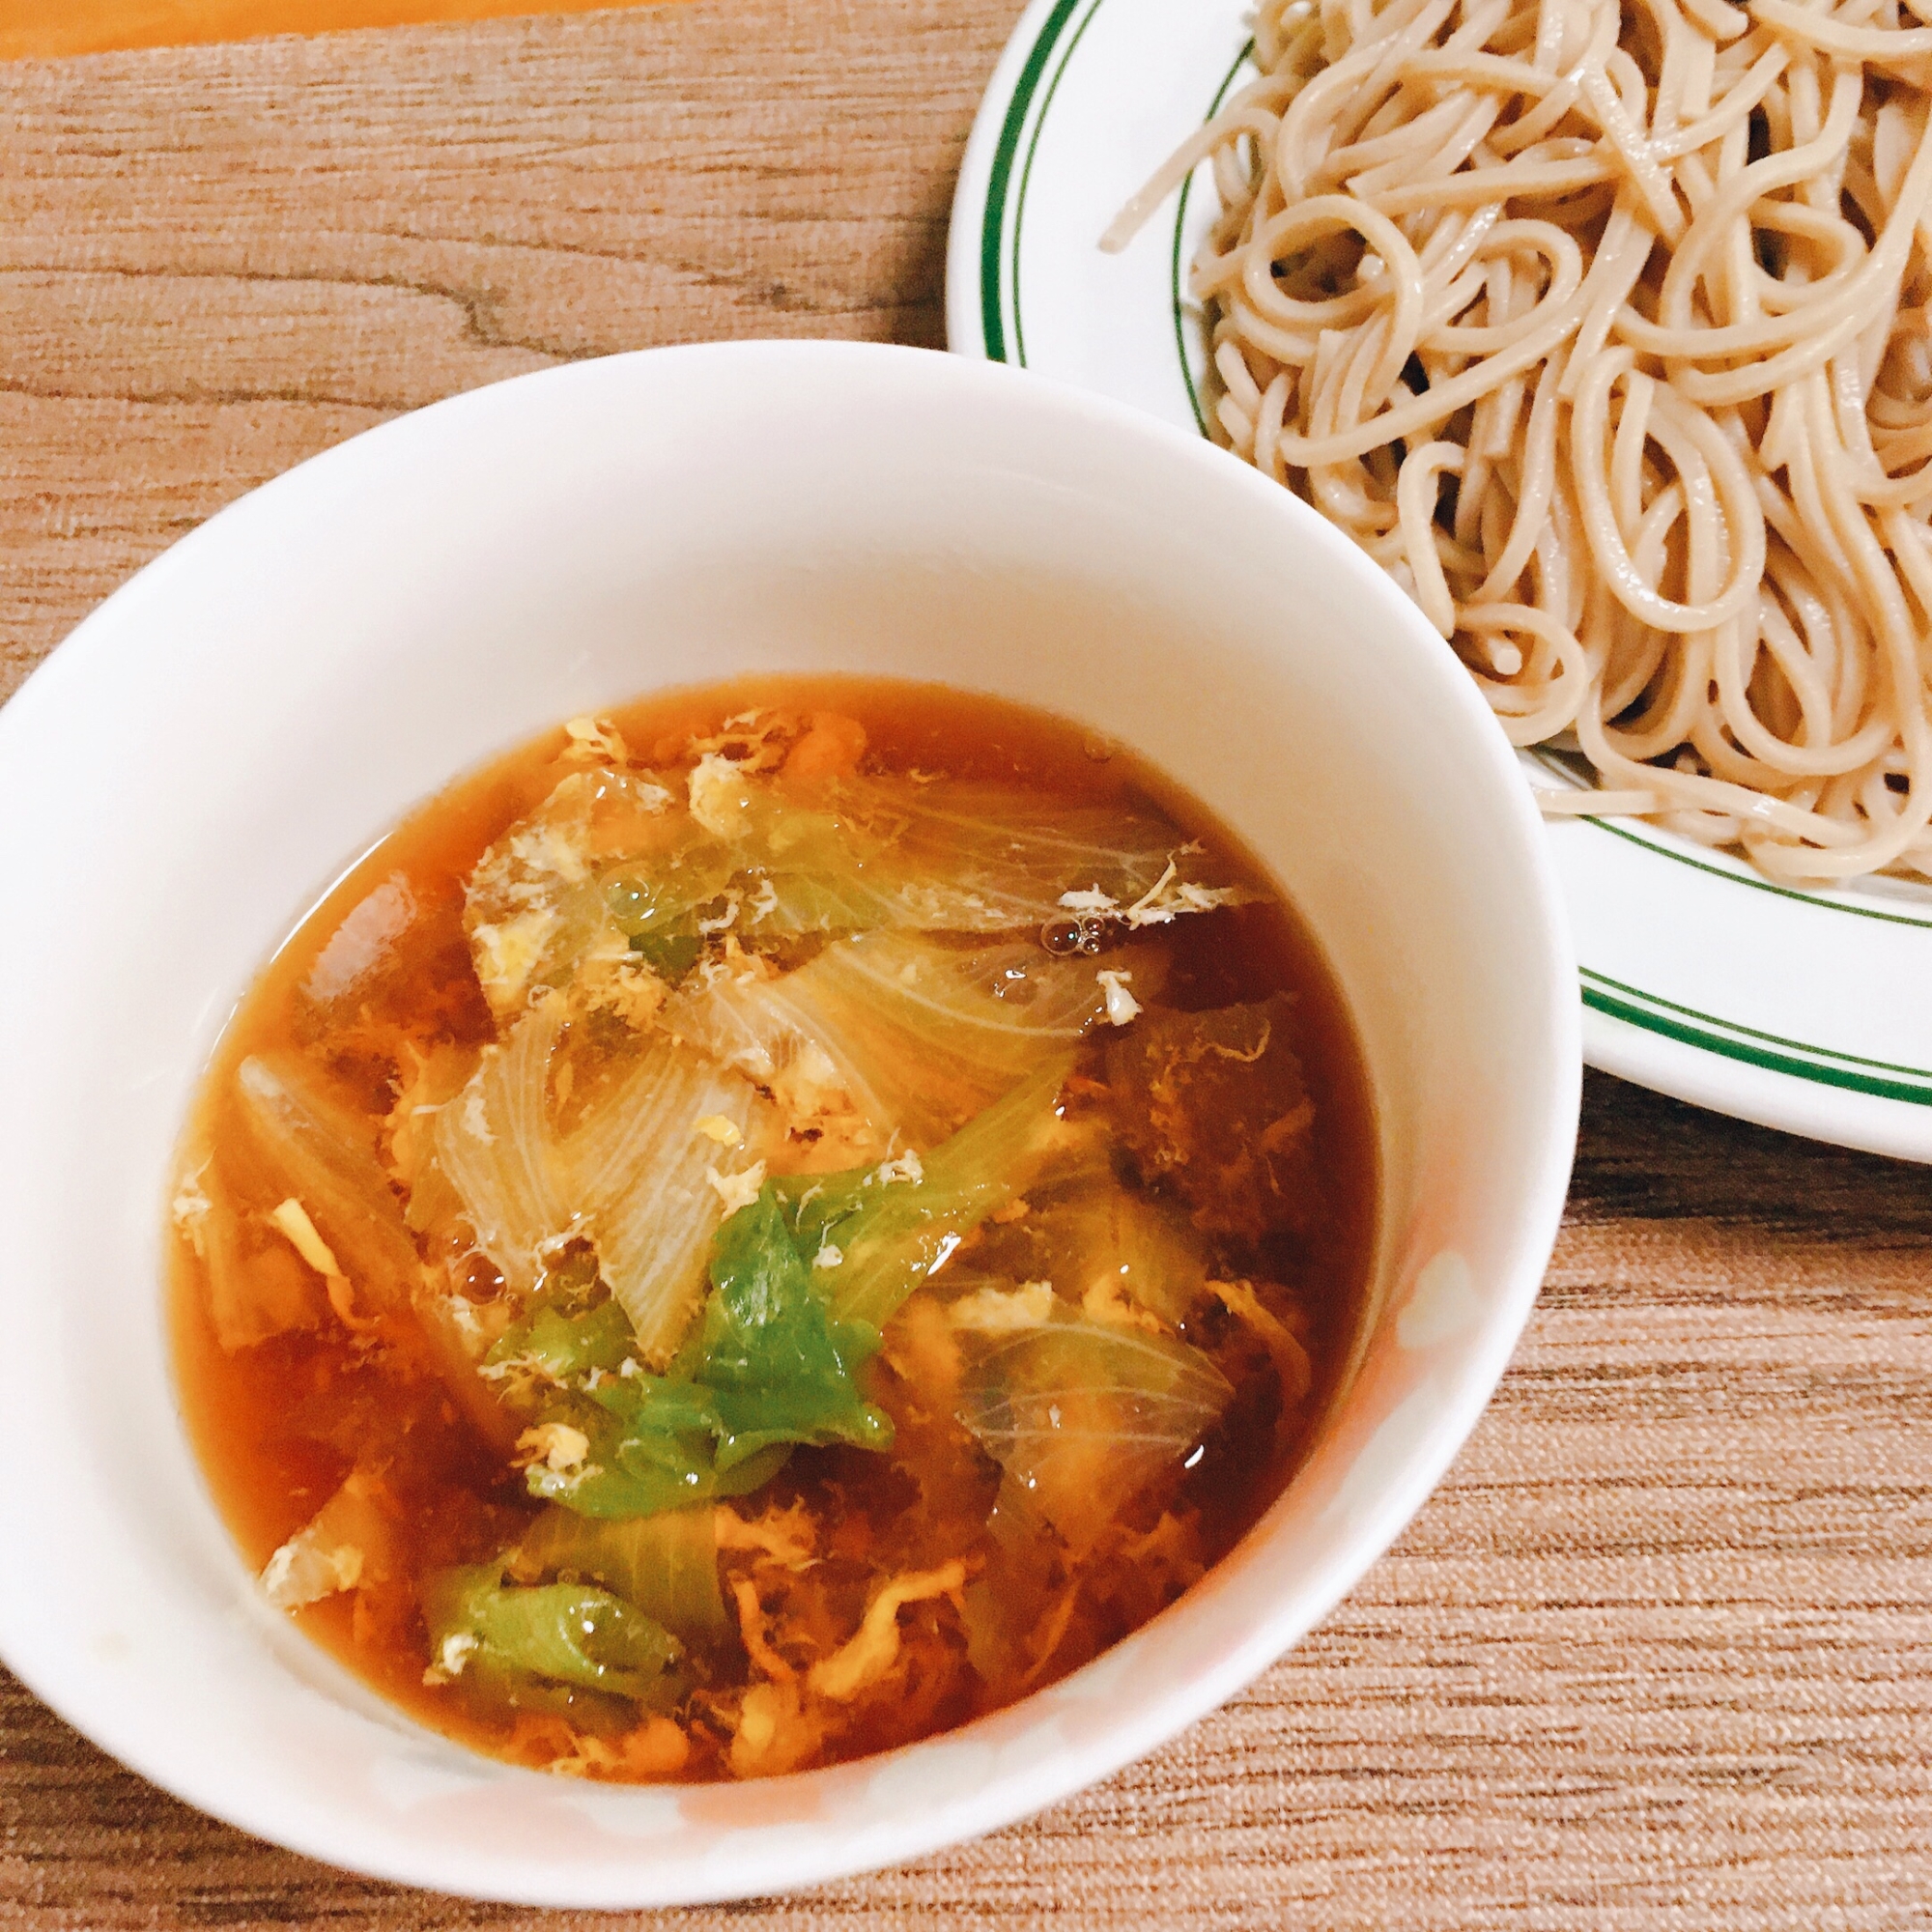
xmin=1108 ymin=0 xmax=1932 ymax=882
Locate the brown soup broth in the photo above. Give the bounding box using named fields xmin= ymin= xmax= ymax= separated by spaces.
xmin=170 ymin=676 xmax=1378 ymax=1782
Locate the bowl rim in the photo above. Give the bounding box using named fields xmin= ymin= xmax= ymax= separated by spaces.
xmin=0 ymin=338 xmax=1580 ymax=1905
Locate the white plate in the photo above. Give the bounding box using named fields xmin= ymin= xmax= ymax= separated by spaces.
xmin=946 ymin=0 xmax=1932 ymax=1164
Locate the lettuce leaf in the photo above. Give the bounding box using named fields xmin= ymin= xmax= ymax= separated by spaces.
xmin=465 ymin=761 xmax=1221 ymax=983
xmin=731 ymin=776 xmax=1191 ymax=937
xmin=563 ymin=1037 xmax=771 ymax=1363
xmin=513 ymin=1188 xmax=890 ymax=1519
xmin=234 ymin=1053 xmax=517 ymax=1450
xmin=463 ymin=767 xmax=685 ymax=1021
xmin=432 ymin=1007 xmax=771 ymax=1365
xmin=688 ymin=1189 xmax=893 ymax=1469
xmin=431 ymin=998 xmax=571 ymax=1298
xmin=967 ymin=1170 xmax=1212 ymax=1327
xmin=421 ymin=1563 xmax=687 ymax=1709
xmin=489 ymin=1298 xmax=637 ymax=1386
xmin=773 ymin=1053 xmax=1083 ymax=1330
xmin=485 ymin=1291 xmax=775 ymax=1519
xmin=510 ymin=1505 xmax=727 ymax=1643
xmin=668 ymin=932 xmax=1147 ymax=1157
xmin=235 ymin=1054 xmax=424 ymax=1316
xmin=523 ymin=1378 xmax=780 ymax=1520
xmin=957 ymin=1316 xmax=1233 ymax=1549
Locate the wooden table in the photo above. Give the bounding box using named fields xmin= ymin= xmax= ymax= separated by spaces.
xmin=3 ymin=4 xmax=1930 ymax=1923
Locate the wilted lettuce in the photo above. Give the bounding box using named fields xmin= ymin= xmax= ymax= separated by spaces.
xmin=958 ymin=1316 xmax=1233 ymax=1548
xmin=433 ymin=1010 xmax=770 ymax=1363
xmin=565 ymin=1037 xmax=770 ymax=1362
xmin=236 ymin=1054 xmax=423 ymax=1314
xmin=510 ymin=1505 xmax=727 ymax=1643
xmin=773 ymin=1053 xmax=1081 ymax=1330
xmin=668 ymin=932 xmax=1146 ymax=1155
xmin=508 ymin=1189 xmax=891 ymax=1520
xmin=462 ymin=768 xmax=685 ymax=1022
xmin=421 ymin=1563 xmax=686 ymax=1710
xmin=431 ymin=998 xmax=570 ymax=1299
xmin=494 ymin=1297 xmax=637 ymax=1385
xmin=968 ymin=1170 xmax=1212 ymax=1328
xmin=680 ymin=1188 xmax=894 ymax=1467
xmin=464 ymin=759 xmax=1221 ymax=979
xmin=234 ymin=1053 xmax=515 ymax=1449
xmin=724 ymin=776 xmax=1189 ymax=937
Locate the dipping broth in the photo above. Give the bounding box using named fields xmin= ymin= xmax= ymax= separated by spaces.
xmin=169 ymin=678 xmax=1377 ymax=1782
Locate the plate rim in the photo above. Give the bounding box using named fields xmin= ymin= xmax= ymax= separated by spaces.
xmin=945 ymin=0 xmax=1932 ymax=1162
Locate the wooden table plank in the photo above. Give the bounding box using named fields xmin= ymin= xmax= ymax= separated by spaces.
xmin=0 ymin=0 xmax=981 ymax=701
xmin=2 ymin=5 xmax=1930 ymax=1925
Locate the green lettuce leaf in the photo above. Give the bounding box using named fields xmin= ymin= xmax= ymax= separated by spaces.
xmin=422 ymin=1563 xmax=687 ymax=1710
xmin=512 ymin=1189 xmax=891 ymax=1519
xmin=510 ymin=1505 xmax=728 ymax=1642
xmin=691 ymin=1190 xmax=894 ymax=1469
xmin=773 ymin=1053 xmax=1083 ymax=1329
xmin=517 ymin=1377 xmax=779 ymax=1520
xmin=488 ymin=1298 xmax=637 ymax=1386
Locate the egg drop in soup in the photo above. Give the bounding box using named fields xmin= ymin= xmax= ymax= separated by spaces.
xmin=169 ymin=679 xmax=1377 ymax=1782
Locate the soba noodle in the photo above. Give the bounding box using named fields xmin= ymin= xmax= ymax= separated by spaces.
xmin=1106 ymin=0 xmax=1932 ymax=883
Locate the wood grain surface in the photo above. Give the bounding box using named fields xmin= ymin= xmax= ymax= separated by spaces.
xmin=2 ymin=4 xmax=1929 ymax=1925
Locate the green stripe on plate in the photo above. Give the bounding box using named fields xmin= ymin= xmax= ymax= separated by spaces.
xmin=1173 ymin=40 xmax=1255 ymax=435
xmin=1011 ymin=0 xmax=1111 ymax=369
xmin=980 ymin=0 xmax=1086 ymax=365
xmin=1582 ymin=970 xmax=1932 ymax=1105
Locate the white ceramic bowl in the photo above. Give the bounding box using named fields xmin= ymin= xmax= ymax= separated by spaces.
xmin=0 ymin=341 xmax=1577 ymax=1906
